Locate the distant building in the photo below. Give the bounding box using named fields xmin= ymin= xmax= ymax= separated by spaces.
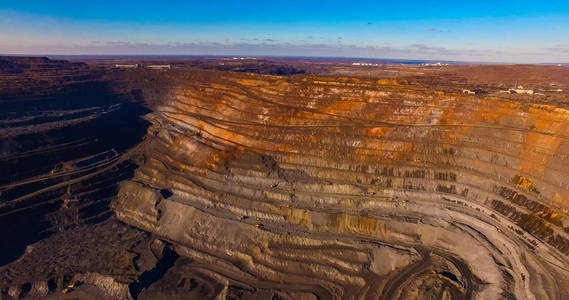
xmin=146 ymin=64 xmax=171 ymax=70
xmin=509 ymin=88 xmax=534 ymax=95
xmin=352 ymin=62 xmax=379 ymax=66
xmin=462 ymin=89 xmax=486 ymax=95
xmin=115 ymin=64 xmax=139 ymax=68
xmin=500 ymin=85 xmax=534 ymax=95
xmin=424 ymin=62 xmax=449 ymax=66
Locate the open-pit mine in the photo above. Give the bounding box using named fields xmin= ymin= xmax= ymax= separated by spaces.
xmin=1 ymin=56 xmax=569 ymax=300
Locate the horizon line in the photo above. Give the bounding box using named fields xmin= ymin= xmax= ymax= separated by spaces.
xmin=2 ymin=53 xmax=568 ymax=66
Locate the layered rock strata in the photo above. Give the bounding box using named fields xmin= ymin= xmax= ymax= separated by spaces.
xmin=0 ymin=57 xmax=149 ymax=264
xmin=116 ymin=73 xmax=569 ymax=299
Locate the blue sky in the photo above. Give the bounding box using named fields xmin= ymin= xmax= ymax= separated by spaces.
xmin=1 ymin=0 xmax=568 ymax=62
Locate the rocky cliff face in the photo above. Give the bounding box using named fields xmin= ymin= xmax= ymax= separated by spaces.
xmin=3 ymin=58 xmax=569 ymax=299
xmin=0 ymin=57 xmax=150 ymax=265
xmin=114 ymin=72 xmax=569 ymax=299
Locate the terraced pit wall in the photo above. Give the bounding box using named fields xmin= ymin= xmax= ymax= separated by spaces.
xmin=0 ymin=57 xmax=151 ymax=264
xmin=115 ymin=72 xmax=569 ymax=299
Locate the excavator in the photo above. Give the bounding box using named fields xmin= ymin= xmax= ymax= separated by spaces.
xmin=62 ymin=283 xmax=75 ymax=294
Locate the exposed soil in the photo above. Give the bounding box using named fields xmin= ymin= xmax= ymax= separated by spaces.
xmin=2 ymin=56 xmax=569 ymax=299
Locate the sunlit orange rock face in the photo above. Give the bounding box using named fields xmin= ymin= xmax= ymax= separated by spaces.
xmin=116 ymin=72 xmax=569 ymax=300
